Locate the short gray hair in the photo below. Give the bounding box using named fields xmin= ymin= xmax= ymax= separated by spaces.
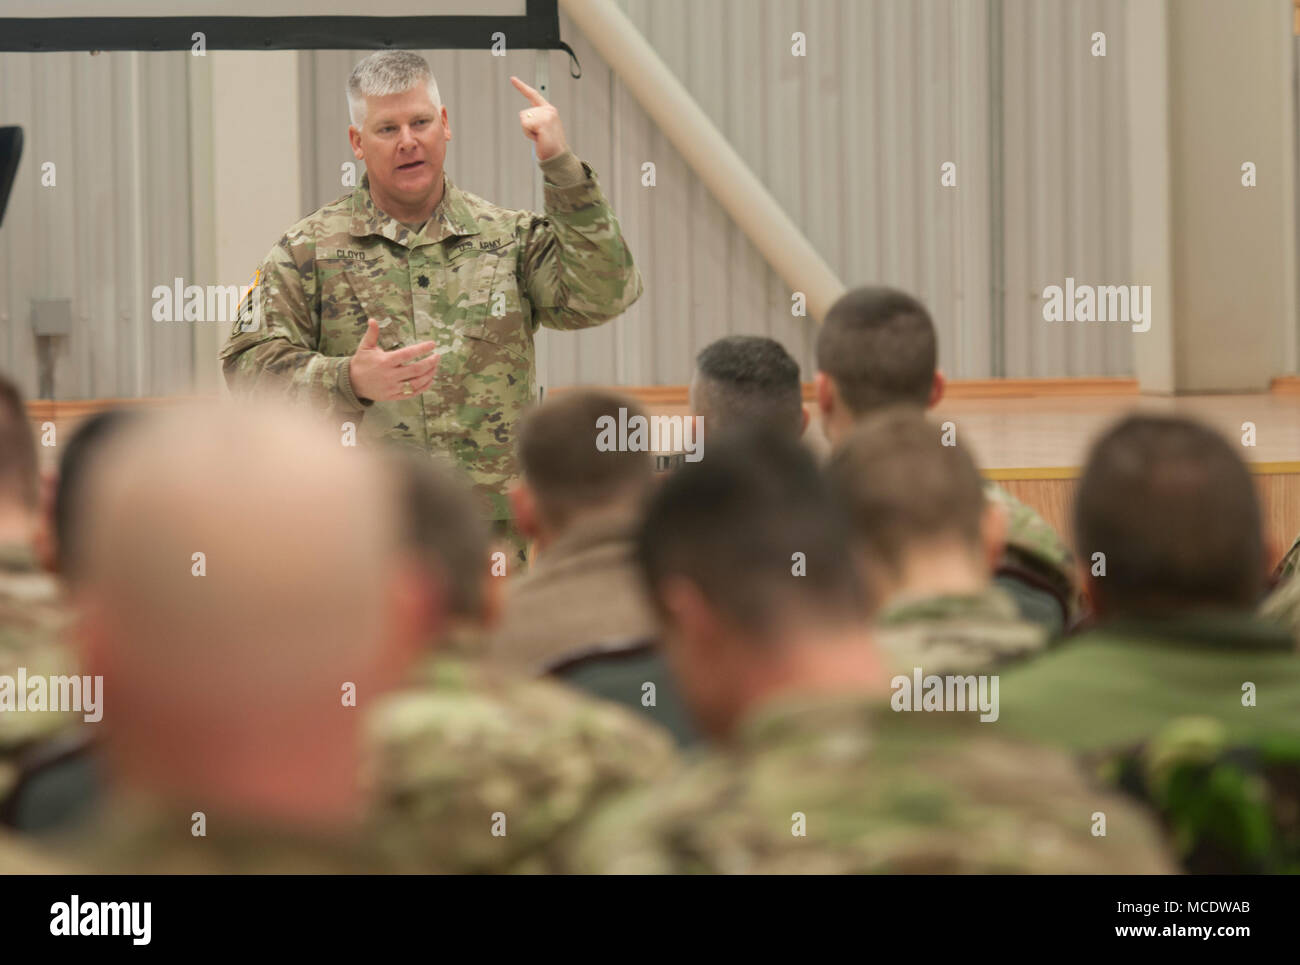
xmin=347 ymin=50 xmax=442 ymax=128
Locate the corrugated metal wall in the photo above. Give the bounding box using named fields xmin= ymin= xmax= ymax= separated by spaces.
xmin=0 ymin=51 xmax=195 ymax=400
xmin=299 ymin=0 xmax=1136 ymax=387
xmin=2 ymin=1 xmax=1139 ymax=397
xmin=1000 ymin=0 xmax=1133 ymax=377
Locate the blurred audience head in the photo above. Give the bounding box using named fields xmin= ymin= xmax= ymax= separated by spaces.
xmin=511 ymin=389 xmax=654 ymax=551
xmin=1075 ymin=414 xmax=1266 ymax=617
xmin=827 ymin=407 xmax=1004 ymax=604
xmin=73 ymin=401 xmax=429 ymax=828
xmin=635 ymin=428 xmax=875 ymax=740
xmin=815 ymin=286 xmax=942 ymax=446
xmin=388 ymin=447 xmax=498 ymax=634
xmin=0 ymin=373 xmax=38 ymax=530
xmin=49 ymin=409 xmax=139 ymax=583
xmin=690 ymin=335 xmax=807 ymax=440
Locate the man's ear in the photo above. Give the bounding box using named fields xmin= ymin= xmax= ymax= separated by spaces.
xmin=348 ymin=126 xmax=365 ymax=161
xmin=815 ymin=371 xmax=835 ymax=419
xmin=658 ymin=576 xmax=724 ymax=657
xmin=381 ymin=555 xmax=443 ymax=676
xmin=441 ymin=105 xmax=452 ymax=143
xmin=979 ymin=500 xmax=1009 ymax=574
xmin=509 ymin=484 xmax=540 ymax=542
xmin=928 ymin=370 xmax=947 ymax=409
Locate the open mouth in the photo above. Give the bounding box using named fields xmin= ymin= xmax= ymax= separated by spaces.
xmin=397 ymin=160 xmax=425 ymax=171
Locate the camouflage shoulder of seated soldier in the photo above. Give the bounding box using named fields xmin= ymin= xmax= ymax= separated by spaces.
xmin=875 ymin=587 xmax=1049 ymax=675
xmin=362 ymin=655 xmax=678 ymax=872
xmin=567 ymin=697 xmax=1176 ymax=874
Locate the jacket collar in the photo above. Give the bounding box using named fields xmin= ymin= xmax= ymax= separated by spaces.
xmin=349 ymin=172 xmax=481 ymax=247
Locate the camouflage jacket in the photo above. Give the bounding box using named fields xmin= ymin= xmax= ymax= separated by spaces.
xmin=997 ymin=612 xmax=1300 ymax=752
xmin=219 ymin=153 xmax=643 ymax=519
xmin=983 ymin=482 xmax=1077 ymax=615
xmin=1102 ymin=716 xmax=1300 ymax=874
xmin=875 ymin=585 xmax=1049 ymax=676
xmin=0 ymin=542 xmax=79 ymax=801
xmin=363 ymin=653 xmax=677 ymax=873
xmin=66 ymin=794 xmax=384 ymax=874
xmin=568 ymin=692 xmax=1176 ymax=874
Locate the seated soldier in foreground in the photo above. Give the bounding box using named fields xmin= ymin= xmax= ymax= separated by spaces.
xmin=366 ymin=444 xmax=678 ymax=873
xmin=997 ymin=415 xmax=1300 ymax=754
xmin=488 ymin=390 xmax=658 ymax=674
xmin=814 ymin=287 xmax=1076 ymax=635
xmin=826 ymin=407 xmax=1047 ymax=674
xmin=59 ymin=402 xmax=431 ymax=872
xmin=568 ymin=430 xmax=1174 ymax=874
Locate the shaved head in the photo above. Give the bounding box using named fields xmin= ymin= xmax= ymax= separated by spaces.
xmin=75 ymin=401 xmax=422 ymax=824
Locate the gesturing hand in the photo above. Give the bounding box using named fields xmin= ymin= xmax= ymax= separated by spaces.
xmin=511 ymin=76 xmax=569 ymax=162
xmin=348 ymin=319 xmax=440 ymax=403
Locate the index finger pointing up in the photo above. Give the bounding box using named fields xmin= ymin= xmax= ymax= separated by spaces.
xmin=510 ymin=75 xmax=549 ymax=107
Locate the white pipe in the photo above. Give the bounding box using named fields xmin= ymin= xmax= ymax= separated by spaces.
xmin=559 ymin=0 xmax=845 ymax=322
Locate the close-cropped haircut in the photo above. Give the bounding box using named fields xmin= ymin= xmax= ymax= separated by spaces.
xmin=389 ymin=450 xmax=491 ymax=622
xmin=815 ymin=286 xmax=937 ymax=416
xmin=347 ymin=49 xmax=442 ymax=128
xmin=693 ymin=335 xmax=803 ymax=438
xmin=0 ymin=373 xmax=36 ymax=510
xmin=826 ymin=407 xmax=986 ymax=572
xmin=1075 ymin=414 xmax=1264 ymax=615
xmin=54 ymin=408 xmax=140 ymax=583
xmin=636 ymin=427 xmax=869 ymax=638
xmin=517 ymin=389 xmax=654 ymax=531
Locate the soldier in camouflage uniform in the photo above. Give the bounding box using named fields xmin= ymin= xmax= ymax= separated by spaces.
xmin=366 ymin=655 xmax=676 ymax=873
xmin=219 ymin=51 xmax=642 ymax=569
xmin=826 ymin=408 xmax=1048 ymax=675
xmin=813 ymin=287 xmax=1076 ymax=635
xmin=366 ymin=443 xmax=676 ymax=872
xmin=0 ymin=377 xmax=80 ymax=811
xmin=997 ymin=416 xmax=1300 ymax=756
xmin=569 ymin=430 xmax=1174 ymax=874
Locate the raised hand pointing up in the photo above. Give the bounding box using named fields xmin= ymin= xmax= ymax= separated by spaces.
xmin=511 ymin=76 xmax=569 ymax=162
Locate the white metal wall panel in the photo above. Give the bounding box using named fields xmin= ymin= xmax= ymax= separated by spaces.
xmin=0 ymin=51 xmax=194 ymax=399
xmin=1000 ymin=0 xmax=1133 ymax=377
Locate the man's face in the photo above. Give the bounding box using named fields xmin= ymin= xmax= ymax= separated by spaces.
xmin=348 ymin=85 xmax=451 ymax=215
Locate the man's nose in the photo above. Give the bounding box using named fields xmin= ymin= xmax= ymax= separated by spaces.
xmin=398 ymin=125 xmax=418 ymax=150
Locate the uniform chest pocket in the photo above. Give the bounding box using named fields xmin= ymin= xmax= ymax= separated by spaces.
xmin=317 ymin=256 xmax=405 ymax=354
xmin=461 ymin=250 xmax=531 ymax=363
